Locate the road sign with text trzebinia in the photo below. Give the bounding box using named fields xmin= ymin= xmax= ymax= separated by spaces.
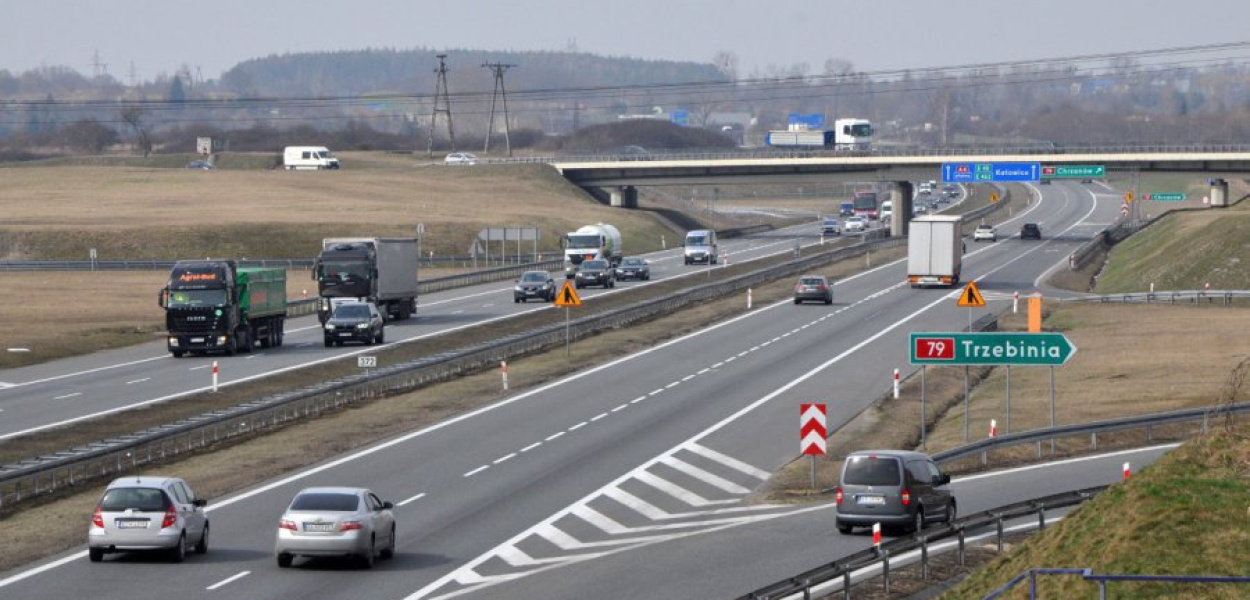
xmin=554 ymin=280 xmax=582 ymax=307
xmin=957 ymin=281 xmax=986 ymax=308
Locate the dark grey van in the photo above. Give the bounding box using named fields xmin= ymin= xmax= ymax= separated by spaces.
xmin=835 ymin=450 xmax=955 ymax=534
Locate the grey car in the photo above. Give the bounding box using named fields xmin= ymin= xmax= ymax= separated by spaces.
xmin=88 ymin=476 xmax=209 ymax=563
xmin=323 ymin=301 xmax=384 ymax=347
xmin=574 ymin=259 xmax=615 ymax=289
xmin=276 ymin=487 xmax=396 ymax=569
xmin=835 ymin=450 xmax=955 ymax=535
xmin=514 ymin=270 xmax=556 ymax=302
xmin=793 ymin=275 xmax=833 ymax=305
xmin=615 ymin=257 xmax=651 ymax=281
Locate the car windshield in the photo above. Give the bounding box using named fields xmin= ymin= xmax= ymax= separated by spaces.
xmin=686 ymin=235 xmax=710 ymax=246
xmin=843 ymin=456 xmax=902 ymax=486
xmin=581 ymin=260 xmax=608 ymax=270
xmin=290 ymin=492 xmax=360 ymax=512
xmin=167 ymin=289 xmax=227 ymax=308
xmin=101 ymin=488 xmax=168 ymax=512
xmin=622 ymin=259 xmax=644 ymax=266
xmin=521 ymin=272 xmax=548 ymax=282
xmin=978 ymin=225 xmax=992 ymax=230
xmin=333 ymin=305 xmax=370 ymax=319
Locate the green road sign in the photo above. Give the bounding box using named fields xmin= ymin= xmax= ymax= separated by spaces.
xmin=1041 ymin=165 xmax=1105 ymax=179
xmin=1146 ymin=193 xmax=1186 ymax=202
xmin=910 ymin=332 xmax=1077 ymax=366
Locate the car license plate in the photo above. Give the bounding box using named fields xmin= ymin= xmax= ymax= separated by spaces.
xmin=339 ymin=332 xmax=353 ymax=337
xmin=190 ymin=337 xmax=205 ymax=343
xmin=115 ymin=519 xmax=149 ymax=529
xmin=857 ymin=495 xmax=886 ymax=506
xmin=304 ymin=523 xmax=335 ymax=532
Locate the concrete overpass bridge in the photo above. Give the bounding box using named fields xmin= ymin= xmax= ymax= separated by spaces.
xmin=549 ymin=149 xmax=1250 ymax=232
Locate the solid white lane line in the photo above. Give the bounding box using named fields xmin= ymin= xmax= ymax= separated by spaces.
xmin=398 ymin=492 xmax=427 ymax=507
xmin=125 ymin=378 xmax=150 ymax=385
xmin=464 ymin=466 xmax=489 ymax=478
xmin=206 ymin=571 xmax=250 ymax=591
xmin=53 ymin=393 xmax=81 ymax=400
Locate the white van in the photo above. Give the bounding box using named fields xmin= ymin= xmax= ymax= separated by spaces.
xmin=683 ymin=230 xmax=719 ymax=265
xmin=880 ymin=200 xmax=894 ymax=224
xmin=283 ymin=146 xmax=340 ymax=170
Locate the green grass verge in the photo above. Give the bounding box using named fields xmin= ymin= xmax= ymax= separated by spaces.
xmin=1094 ymin=203 xmax=1250 ymax=292
xmin=942 ymin=427 xmax=1250 ymax=600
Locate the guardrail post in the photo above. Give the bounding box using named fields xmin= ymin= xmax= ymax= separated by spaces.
xmin=1091 ymin=432 xmax=1098 ymax=450
xmin=1029 ymin=570 xmax=1038 ymax=599
xmin=1146 ymin=424 xmax=1153 ymax=442
xmin=958 ymin=527 xmax=966 ymax=565
xmin=843 ymin=570 xmax=851 ymax=599
xmin=1038 ymin=507 xmax=1046 ymax=530
xmin=881 ymin=549 xmax=890 ymax=595
xmin=996 ymin=517 xmax=1005 ymax=553
xmin=1099 ymin=580 xmax=1108 ymax=600
xmin=802 ymin=579 xmax=811 ymax=600
xmin=921 ymin=536 xmax=929 ymax=579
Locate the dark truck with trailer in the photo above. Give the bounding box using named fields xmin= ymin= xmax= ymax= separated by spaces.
xmin=159 ymin=260 xmax=287 ymax=357
xmin=314 ymin=237 xmax=419 ymax=323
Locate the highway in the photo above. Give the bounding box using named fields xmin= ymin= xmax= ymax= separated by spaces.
xmin=0 ymin=181 xmax=1135 ymax=599
xmin=0 ymin=224 xmax=825 ymax=440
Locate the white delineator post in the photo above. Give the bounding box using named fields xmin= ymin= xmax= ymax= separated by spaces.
xmin=1012 ymin=291 xmax=1019 ymax=314
xmin=212 ymin=360 xmax=219 ymax=393
xmin=723 ymin=252 xmax=729 ymax=267
xmin=989 ymin=418 xmax=997 ymax=438
xmin=747 ymin=288 xmax=753 ymax=309
xmin=501 ymin=361 xmax=509 ymax=391
xmin=872 ymin=522 xmax=882 ymax=549
xmin=893 ymin=368 xmax=900 ymax=399
xmin=1122 ymin=462 xmax=1131 ymax=479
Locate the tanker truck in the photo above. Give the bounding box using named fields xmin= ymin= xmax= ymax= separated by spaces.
xmin=315 ymin=237 xmax=419 ymax=322
xmin=159 ymin=260 xmax=287 ymax=357
xmin=562 ymin=223 xmax=622 ymax=277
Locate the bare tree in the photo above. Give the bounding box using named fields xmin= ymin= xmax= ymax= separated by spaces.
xmin=712 ymin=50 xmax=739 ymax=82
xmin=119 ymin=106 xmax=152 ymax=157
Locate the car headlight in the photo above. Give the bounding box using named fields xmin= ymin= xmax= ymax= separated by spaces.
xmin=515 ymin=285 xmax=524 ymax=292
xmin=324 ymin=324 xmax=334 ymax=331
xmin=169 ymin=338 xmax=179 ymax=347
xmin=356 ymin=323 xmax=370 ymax=329
xmin=217 ymin=336 xmax=229 ymax=345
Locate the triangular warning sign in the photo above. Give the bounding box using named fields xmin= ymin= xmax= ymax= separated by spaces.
xmin=957 ymin=281 xmax=986 ymax=308
xmin=554 ymin=280 xmax=582 ymax=307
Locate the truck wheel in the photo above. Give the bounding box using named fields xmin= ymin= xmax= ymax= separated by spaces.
xmin=259 ymin=327 xmax=271 ymax=348
xmin=276 ymin=320 xmax=285 ymax=347
xmin=377 ymin=329 xmax=385 ymax=344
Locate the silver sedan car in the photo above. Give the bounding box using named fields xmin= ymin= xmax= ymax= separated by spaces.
xmin=275 ymin=487 xmax=396 ymax=569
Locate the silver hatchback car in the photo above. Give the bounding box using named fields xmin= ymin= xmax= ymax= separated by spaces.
xmin=88 ymin=476 xmax=209 ymax=562
xmin=275 ymin=487 xmax=396 ymax=569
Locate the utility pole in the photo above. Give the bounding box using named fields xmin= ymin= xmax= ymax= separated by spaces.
xmin=481 ymin=62 xmax=516 ymax=156
xmin=427 ymin=54 xmax=455 ymax=158
xmin=90 ymin=49 xmax=108 ymax=78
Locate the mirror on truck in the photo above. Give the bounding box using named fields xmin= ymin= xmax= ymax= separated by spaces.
xmin=157 ymin=288 xmax=168 ymax=308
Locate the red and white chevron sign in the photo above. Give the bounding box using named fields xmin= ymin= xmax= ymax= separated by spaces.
xmin=800 ymin=403 xmax=827 ymax=455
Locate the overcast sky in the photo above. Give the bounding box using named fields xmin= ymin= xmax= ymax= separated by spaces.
xmin=5 ymin=0 xmax=1249 ymax=83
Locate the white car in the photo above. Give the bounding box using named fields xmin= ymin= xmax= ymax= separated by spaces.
xmin=444 ymin=152 xmax=478 ymax=165
xmin=844 ymin=216 xmax=867 ymax=233
xmin=276 ymin=487 xmax=396 ymax=569
xmin=973 ymin=224 xmax=997 ymax=242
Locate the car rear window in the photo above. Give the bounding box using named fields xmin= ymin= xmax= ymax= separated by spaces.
xmin=843 ymin=456 xmax=902 ymax=486
xmin=101 ymin=488 xmax=169 ymax=512
xmin=800 ymin=278 xmax=825 ymax=286
xmin=291 ymin=493 xmax=360 ymax=512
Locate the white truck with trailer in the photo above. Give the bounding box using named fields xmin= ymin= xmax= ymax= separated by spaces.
xmin=562 ymin=223 xmax=623 ymax=277
xmin=907 ymin=215 xmax=964 ymax=287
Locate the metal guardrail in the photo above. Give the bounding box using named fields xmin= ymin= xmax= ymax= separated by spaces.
xmin=740 ymin=486 xmax=1107 ymax=600
xmin=931 ymin=401 xmax=1250 ymax=466
xmin=1063 ymin=289 xmax=1250 ymax=306
xmin=0 ymin=234 xmax=901 ymax=508
xmin=982 ymin=567 xmax=1250 ymax=599
xmin=0 ymin=255 xmax=566 ymax=272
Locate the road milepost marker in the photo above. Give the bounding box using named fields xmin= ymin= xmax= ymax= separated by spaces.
xmin=554 ymin=280 xmax=582 ymax=356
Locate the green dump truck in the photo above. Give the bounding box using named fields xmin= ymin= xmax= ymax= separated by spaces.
xmin=159 ymin=260 xmax=287 ymax=357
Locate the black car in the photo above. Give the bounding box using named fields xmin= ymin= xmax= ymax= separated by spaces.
xmin=1020 ymin=223 xmax=1042 ymax=240
xmin=615 ymin=257 xmax=651 ymax=281
xmin=574 ymin=259 xmax=615 ymax=289
xmin=323 ymin=301 xmax=385 ymax=347
xmin=514 ymin=270 xmax=556 ymax=302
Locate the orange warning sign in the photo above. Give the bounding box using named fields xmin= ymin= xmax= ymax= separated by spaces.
xmin=554 ymin=280 xmax=582 ymax=307
xmin=957 ymin=281 xmax=986 ymax=308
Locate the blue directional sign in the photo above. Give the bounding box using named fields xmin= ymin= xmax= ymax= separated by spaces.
xmin=942 ymin=162 xmax=1041 ymax=183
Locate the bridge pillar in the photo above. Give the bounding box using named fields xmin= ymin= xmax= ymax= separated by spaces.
xmin=607 ymin=185 xmax=638 ymax=208
xmin=1209 ymin=179 xmax=1229 ymax=207
xmin=891 ymin=182 xmax=914 ymax=237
